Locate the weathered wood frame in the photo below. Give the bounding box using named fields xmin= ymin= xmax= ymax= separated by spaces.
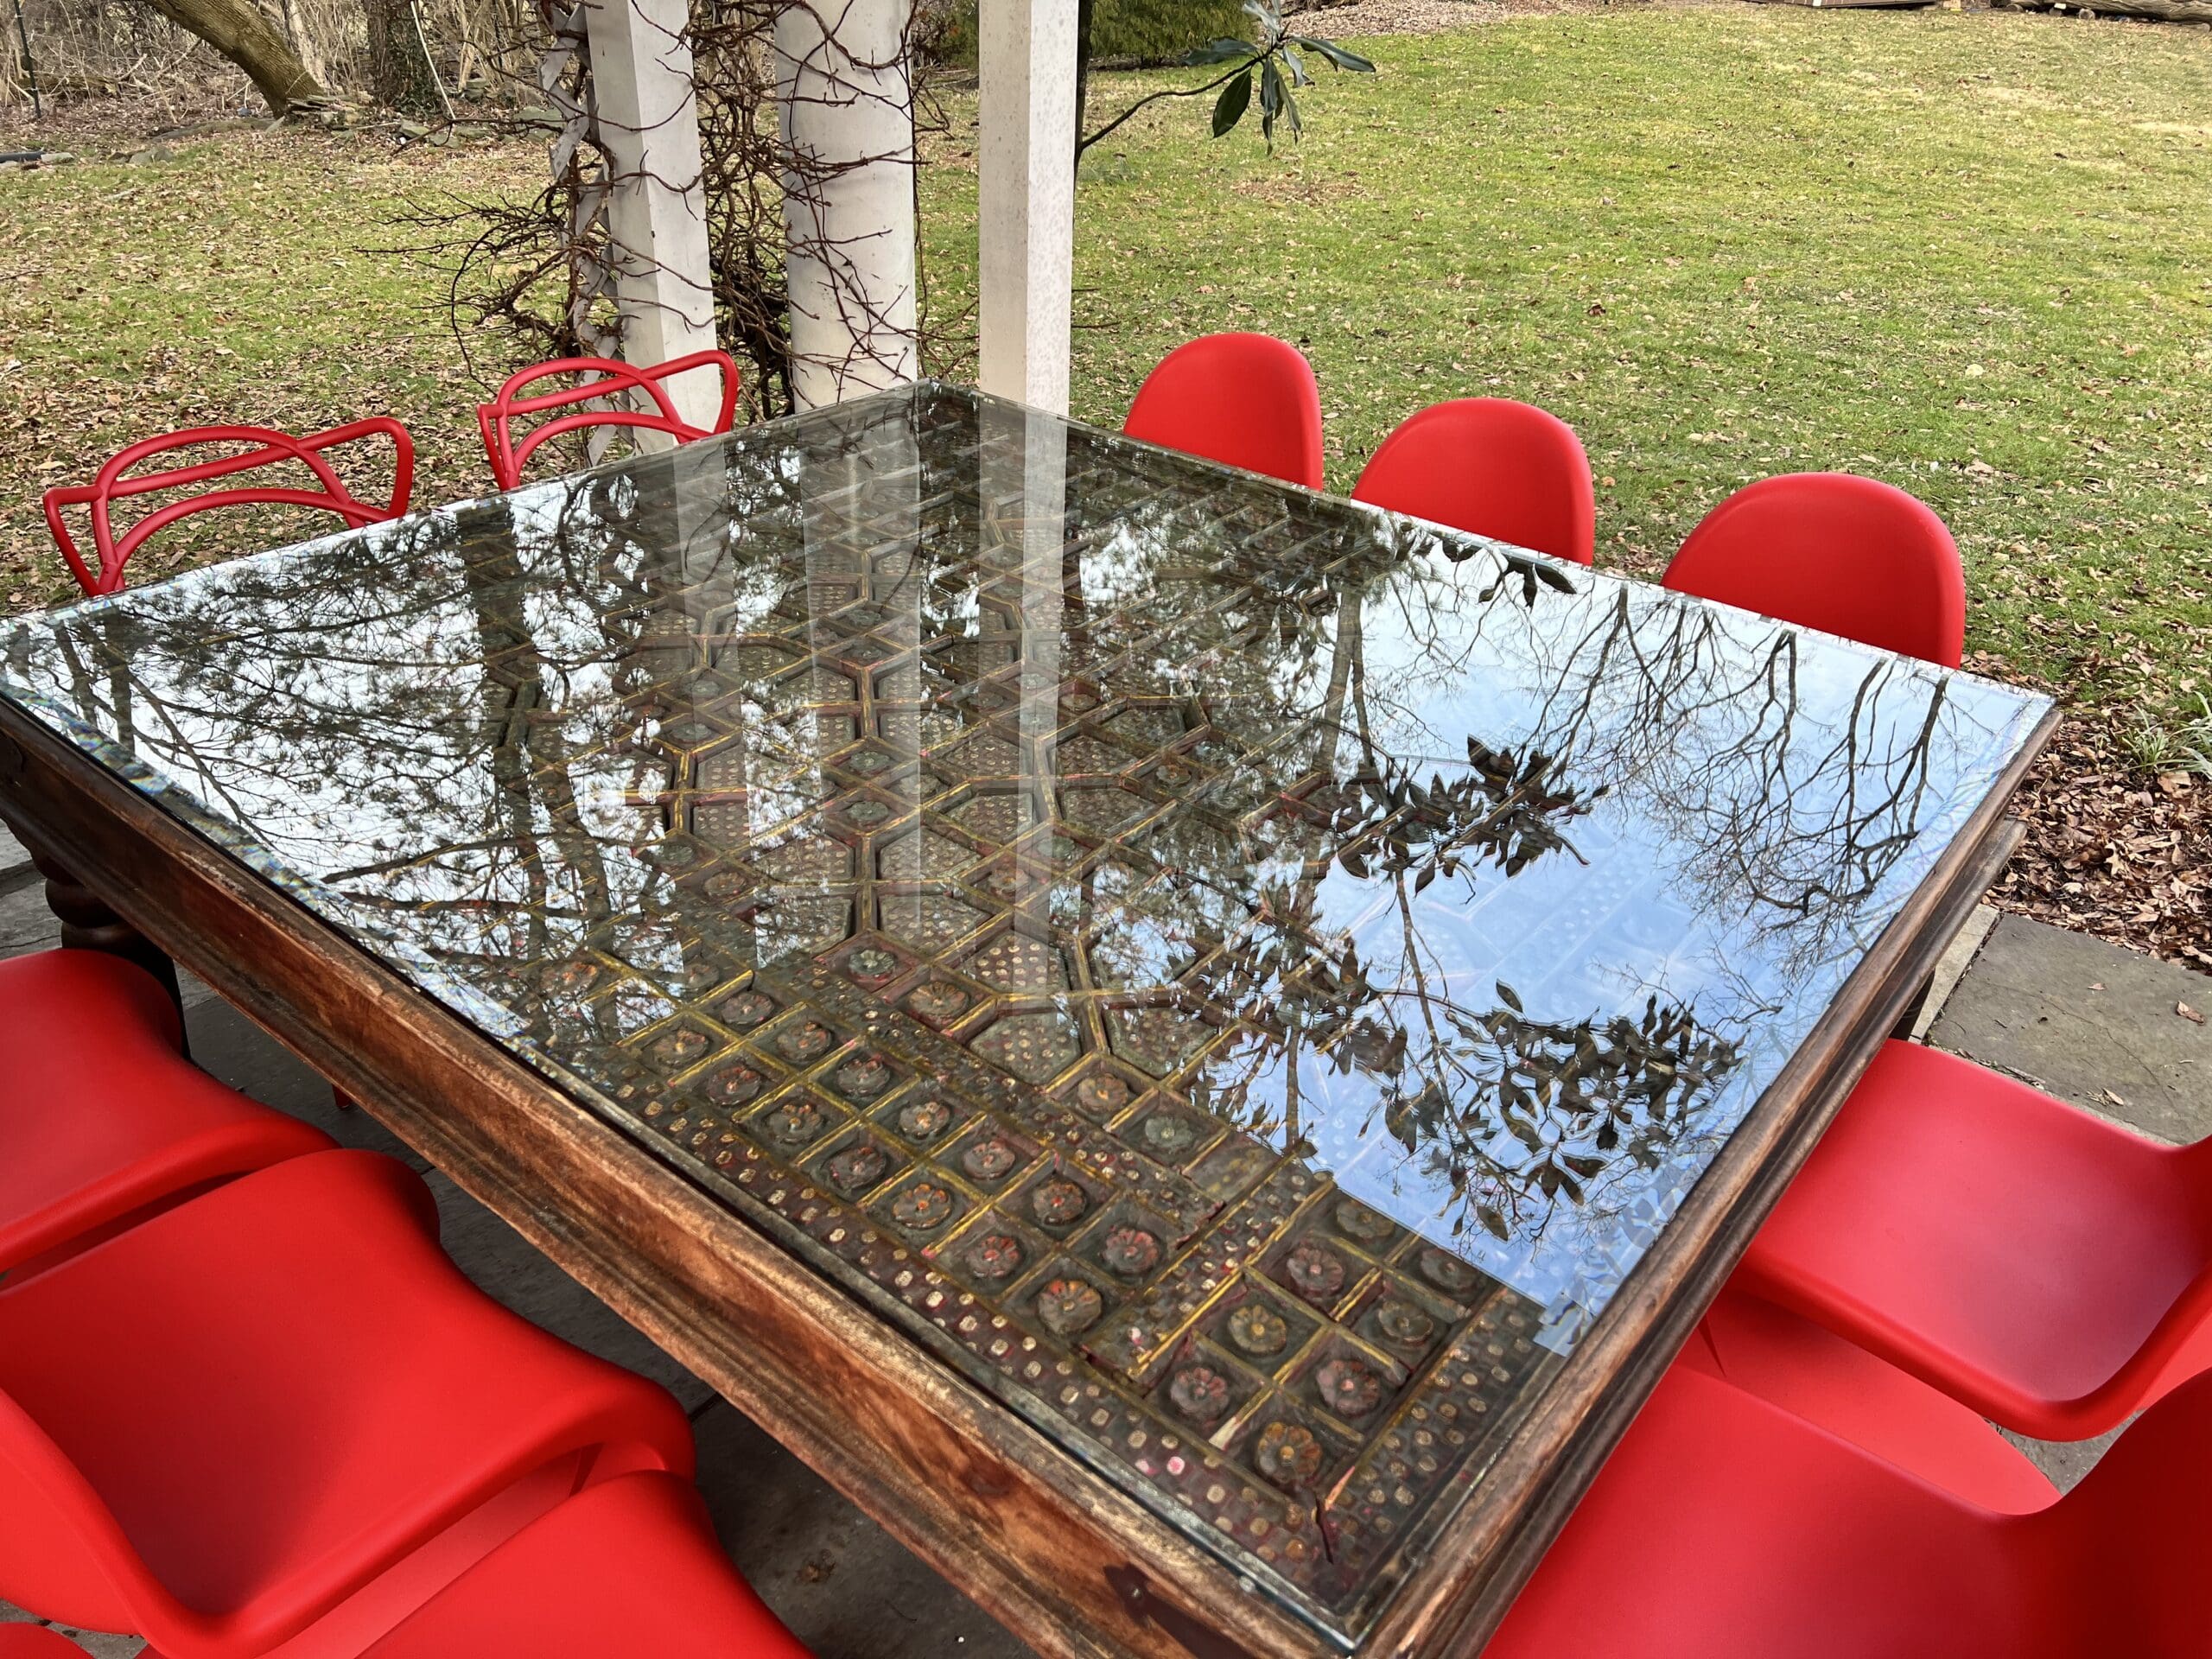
xmin=0 ymin=696 xmax=2058 ymax=1659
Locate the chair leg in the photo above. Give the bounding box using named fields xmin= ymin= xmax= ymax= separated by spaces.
xmin=334 ymin=1085 xmax=356 ymax=1112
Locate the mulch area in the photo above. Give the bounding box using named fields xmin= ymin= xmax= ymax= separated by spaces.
xmin=1958 ymin=654 xmax=2210 ymax=976
xmin=1997 ymin=721 xmax=2211 ymax=976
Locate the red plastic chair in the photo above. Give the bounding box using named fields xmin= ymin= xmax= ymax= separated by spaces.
xmin=0 ymin=1630 xmax=82 ymax=1657
xmin=1122 ymin=333 xmax=1325 ymax=490
xmin=345 ymin=1472 xmax=813 ymax=1658
xmin=1486 ymin=1358 xmax=2212 ymax=1659
xmin=1662 ymin=472 xmax=1967 ymax=666
xmin=0 ymin=1148 xmax=695 ymax=1659
xmin=1352 ymin=398 xmax=1596 ymax=566
xmin=477 ymin=351 xmax=741 ymax=492
xmin=1688 ymin=1285 xmax=2057 ymax=1513
xmin=42 ymin=420 xmax=414 ymax=598
xmin=1732 ymin=1039 xmax=2212 ymax=1442
xmin=0 ymin=950 xmax=334 ymax=1278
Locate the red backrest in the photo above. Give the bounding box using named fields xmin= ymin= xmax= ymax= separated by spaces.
xmin=1352 ymin=397 xmax=1596 ymax=566
xmin=1662 ymin=473 xmax=1967 ymax=667
xmin=477 ymin=351 xmax=741 ymax=492
xmin=2044 ymin=1368 xmax=2212 ymax=1656
xmin=1485 ymin=1362 xmax=2023 ymax=1659
xmin=1490 ymin=1346 xmax=2212 ymax=1659
xmin=41 ymin=420 xmax=415 ymax=599
xmin=1122 ymin=333 xmax=1325 ymax=490
xmin=0 ymin=1391 xmax=173 ymax=1637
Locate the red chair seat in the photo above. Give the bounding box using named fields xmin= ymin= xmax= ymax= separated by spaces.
xmin=1689 ymin=1287 xmax=2056 ymax=1514
xmin=1122 ymin=334 xmax=1325 ymax=489
xmin=1662 ymin=472 xmax=1967 ymax=666
xmin=0 ymin=1630 xmax=83 ymax=1658
xmin=351 ymin=1473 xmax=813 ymax=1658
xmin=0 ymin=950 xmax=334 ymax=1275
xmin=1352 ymin=397 xmax=1596 ymax=566
xmin=1736 ymin=1039 xmax=2212 ymax=1440
xmin=1487 ymin=1359 xmax=2212 ymax=1658
xmin=0 ymin=1149 xmax=694 ymax=1659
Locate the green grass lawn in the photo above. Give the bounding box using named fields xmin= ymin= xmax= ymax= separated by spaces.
xmin=4 ymin=5 xmax=2209 ymax=738
xmin=927 ymin=5 xmax=2212 ymax=737
xmin=0 ymin=127 xmax=543 ymax=605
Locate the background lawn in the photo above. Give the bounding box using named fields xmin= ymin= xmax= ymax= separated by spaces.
xmin=943 ymin=7 xmax=2212 ymax=721
xmin=2 ymin=3 xmax=2207 ymax=957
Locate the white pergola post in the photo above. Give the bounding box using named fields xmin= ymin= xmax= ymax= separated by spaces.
xmin=977 ymin=0 xmax=1077 ymax=414
xmin=580 ymin=0 xmax=721 ymax=429
xmin=775 ymin=0 xmax=922 ymax=410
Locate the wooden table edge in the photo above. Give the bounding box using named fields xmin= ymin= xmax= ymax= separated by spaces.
xmin=0 ymin=701 xmax=1328 ymax=1659
xmin=0 ymin=696 xmax=2060 ymax=1659
xmin=1358 ymin=701 xmax=2061 ymax=1656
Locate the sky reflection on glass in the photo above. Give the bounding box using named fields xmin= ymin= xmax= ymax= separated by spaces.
xmin=0 ymin=384 xmax=2050 ymax=1639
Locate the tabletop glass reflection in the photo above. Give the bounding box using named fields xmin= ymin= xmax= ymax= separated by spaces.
xmin=0 ymin=384 xmax=2050 ymax=1642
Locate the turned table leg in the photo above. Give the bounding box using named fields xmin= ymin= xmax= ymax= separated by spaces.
xmin=29 ymin=844 xmax=188 ymax=1033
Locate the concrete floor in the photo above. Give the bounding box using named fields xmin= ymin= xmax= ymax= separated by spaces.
xmin=1927 ymin=910 xmax=2211 ymax=1146
xmin=1 ymin=829 xmax=2207 ymax=1652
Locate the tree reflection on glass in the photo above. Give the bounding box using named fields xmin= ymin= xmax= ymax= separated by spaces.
xmin=0 ymin=385 xmax=2050 ymax=1631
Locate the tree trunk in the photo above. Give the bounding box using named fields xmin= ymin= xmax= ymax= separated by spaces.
xmin=367 ymin=0 xmax=444 ymax=115
xmin=276 ymin=0 xmax=328 ymax=91
xmin=136 ymin=0 xmax=332 ymax=115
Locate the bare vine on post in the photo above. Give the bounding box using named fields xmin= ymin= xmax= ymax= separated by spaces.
xmin=407 ymin=0 xmax=946 ymax=445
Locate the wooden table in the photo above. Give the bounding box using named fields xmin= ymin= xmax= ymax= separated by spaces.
xmin=0 ymin=385 xmax=2055 ymax=1658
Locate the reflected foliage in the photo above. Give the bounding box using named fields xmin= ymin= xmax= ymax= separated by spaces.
xmin=0 ymin=384 xmax=2050 ymax=1639
xmin=1378 ymin=987 xmax=1743 ymax=1243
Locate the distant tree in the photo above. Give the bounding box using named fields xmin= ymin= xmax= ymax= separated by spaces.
xmin=135 ymin=0 xmax=332 ymax=116
xmin=366 ymin=0 xmax=446 ymax=116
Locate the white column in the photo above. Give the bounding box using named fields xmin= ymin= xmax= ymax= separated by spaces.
xmin=582 ymin=0 xmax=722 ymax=429
xmin=975 ymin=397 xmax=1069 ymax=908
xmin=977 ymin=0 xmax=1077 ymax=415
xmin=775 ymin=0 xmax=921 ymax=410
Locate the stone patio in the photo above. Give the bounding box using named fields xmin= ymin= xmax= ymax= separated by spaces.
xmin=1 ymin=827 xmax=2205 ymax=1655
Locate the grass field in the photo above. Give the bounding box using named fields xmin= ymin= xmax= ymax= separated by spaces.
xmin=3 ymin=8 xmax=2209 ymax=730
xmin=934 ymin=6 xmax=2212 ymax=737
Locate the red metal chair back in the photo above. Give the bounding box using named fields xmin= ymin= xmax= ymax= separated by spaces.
xmin=1122 ymin=333 xmax=1325 ymax=490
xmin=1662 ymin=472 xmax=1967 ymax=667
xmin=41 ymin=419 xmax=415 ymax=599
xmin=1352 ymin=397 xmax=1596 ymax=566
xmin=477 ymin=351 xmax=741 ymax=492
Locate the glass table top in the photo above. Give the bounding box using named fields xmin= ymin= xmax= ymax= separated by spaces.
xmin=0 ymin=383 xmax=2052 ymax=1643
